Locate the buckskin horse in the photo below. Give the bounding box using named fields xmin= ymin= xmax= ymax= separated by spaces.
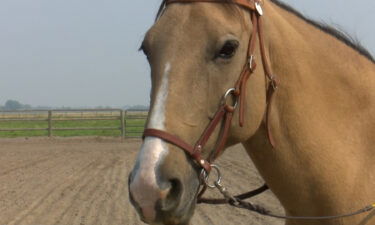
xmin=128 ymin=0 xmax=375 ymax=224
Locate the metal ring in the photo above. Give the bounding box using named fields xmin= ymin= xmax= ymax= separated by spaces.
xmin=223 ymin=88 xmax=238 ymax=109
xmin=201 ymin=164 xmax=222 ymax=189
xmin=200 ymin=169 xmax=207 ymax=185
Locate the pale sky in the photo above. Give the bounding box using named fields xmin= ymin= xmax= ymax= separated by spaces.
xmin=0 ymin=0 xmax=374 ymax=108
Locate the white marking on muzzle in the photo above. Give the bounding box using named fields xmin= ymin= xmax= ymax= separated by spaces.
xmin=130 ymin=63 xmax=171 ymax=222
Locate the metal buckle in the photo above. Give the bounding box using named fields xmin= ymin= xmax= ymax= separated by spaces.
xmin=249 ymin=55 xmax=254 ymax=70
xmin=255 ymin=2 xmax=263 ymax=16
xmin=269 ymin=75 xmax=278 ymax=90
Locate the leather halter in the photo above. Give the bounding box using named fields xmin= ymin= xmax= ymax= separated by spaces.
xmin=143 ymin=0 xmax=278 ymax=173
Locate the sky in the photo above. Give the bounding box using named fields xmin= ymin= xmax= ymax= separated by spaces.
xmin=0 ymin=0 xmax=374 ymax=108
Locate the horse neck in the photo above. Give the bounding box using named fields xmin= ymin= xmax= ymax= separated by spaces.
xmin=244 ymin=2 xmax=375 ymax=222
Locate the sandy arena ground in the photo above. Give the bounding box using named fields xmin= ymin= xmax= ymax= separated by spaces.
xmin=0 ymin=137 xmax=284 ymax=225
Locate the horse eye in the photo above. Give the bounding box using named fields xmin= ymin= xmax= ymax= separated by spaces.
xmin=217 ymin=40 xmax=239 ymax=59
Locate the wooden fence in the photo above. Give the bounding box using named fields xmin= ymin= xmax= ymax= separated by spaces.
xmin=0 ymin=109 xmax=148 ymax=138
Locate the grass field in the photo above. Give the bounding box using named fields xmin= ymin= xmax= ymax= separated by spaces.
xmin=0 ymin=110 xmax=147 ymax=138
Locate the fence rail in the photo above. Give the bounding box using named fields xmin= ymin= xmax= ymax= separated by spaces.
xmin=0 ymin=109 xmax=148 ymax=138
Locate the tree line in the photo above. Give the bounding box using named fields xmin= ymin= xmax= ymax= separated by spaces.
xmin=0 ymin=100 xmax=32 ymax=110
xmin=0 ymin=100 xmax=149 ymax=111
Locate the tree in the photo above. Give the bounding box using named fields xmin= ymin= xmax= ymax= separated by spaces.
xmin=4 ymin=100 xmax=23 ymax=110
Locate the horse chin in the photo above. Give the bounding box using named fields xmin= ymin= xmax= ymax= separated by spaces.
xmin=133 ymin=184 xmax=198 ymax=225
xmin=153 ymin=198 xmax=196 ymax=225
xmin=141 ymin=199 xmax=197 ymax=225
xmin=130 ymin=192 xmax=195 ymax=225
xmin=140 ymin=205 xmax=195 ymax=225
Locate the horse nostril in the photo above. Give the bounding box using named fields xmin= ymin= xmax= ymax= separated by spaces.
xmin=161 ymin=179 xmax=182 ymax=211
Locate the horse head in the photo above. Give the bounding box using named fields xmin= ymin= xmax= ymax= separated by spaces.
xmin=128 ymin=1 xmax=270 ymax=224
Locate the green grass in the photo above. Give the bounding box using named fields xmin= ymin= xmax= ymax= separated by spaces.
xmin=0 ymin=118 xmax=146 ymax=138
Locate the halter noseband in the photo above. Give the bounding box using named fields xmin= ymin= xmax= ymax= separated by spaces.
xmin=143 ymin=0 xmax=277 ymax=173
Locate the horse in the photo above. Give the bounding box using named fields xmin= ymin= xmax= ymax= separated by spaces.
xmin=128 ymin=0 xmax=375 ymax=224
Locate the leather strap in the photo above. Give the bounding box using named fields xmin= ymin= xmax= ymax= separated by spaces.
xmin=143 ymin=129 xmax=194 ymax=153
xmin=195 ymin=105 xmax=228 ymax=153
xmin=256 ymin=12 xmax=278 ymax=147
xmin=208 ymin=110 xmax=233 ymax=161
xmin=198 ymin=183 xmax=268 ymax=204
xmin=143 ymin=129 xmax=212 ymax=172
xmin=265 ymin=82 xmax=276 ymax=147
xmin=234 ymin=11 xmax=259 ymax=127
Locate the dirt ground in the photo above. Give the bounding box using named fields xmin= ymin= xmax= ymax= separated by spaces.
xmin=0 ymin=137 xmax=284 ymax=225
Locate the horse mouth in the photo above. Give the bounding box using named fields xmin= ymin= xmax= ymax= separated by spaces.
xmin=129 ymin=176 xmax=196 ymax=225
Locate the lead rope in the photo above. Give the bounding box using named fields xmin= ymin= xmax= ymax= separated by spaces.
xmin=202 ymin=167 xmax=375 ymax=220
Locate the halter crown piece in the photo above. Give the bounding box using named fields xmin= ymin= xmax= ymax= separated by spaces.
xmin=144 ymin=0 xmax=278 ymax=173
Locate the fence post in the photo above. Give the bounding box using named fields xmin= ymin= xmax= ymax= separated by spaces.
xmin=48 ymin=110 xmax=52 ymax=137
xmin=120 ymin=110 xmax=125 ymax=139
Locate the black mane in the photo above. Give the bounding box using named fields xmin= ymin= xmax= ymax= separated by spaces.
xmin=270 ymin=0 xmax=374 ymax=62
